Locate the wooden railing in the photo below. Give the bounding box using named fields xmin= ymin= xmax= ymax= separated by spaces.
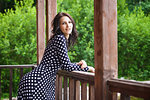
xmin=107 ymin=79 xmax=150 ymax=100
xmin=55 ymin=70 xmax=95 ymax=100
xmin=56 ymin=70 xmax=150 ymax=100
xmin=0 ymin=66 xmax=150 ymax=100
xmin=0 ymin=65 xmax=36 ymax=100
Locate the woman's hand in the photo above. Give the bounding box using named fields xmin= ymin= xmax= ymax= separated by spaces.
xmin=77 ymin=60 xmax=95 ymax=73
xmin=76 ymin=60 xmax=87 ymax=69
xmin=88 ymin=66 xmax=95 ymax=73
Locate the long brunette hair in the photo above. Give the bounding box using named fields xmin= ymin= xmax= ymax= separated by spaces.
xmin=51 ymin=12 xmax=78 ymax=49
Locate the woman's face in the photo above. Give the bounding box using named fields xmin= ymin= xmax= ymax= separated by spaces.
xmin=59 ymin=16 xmax=73 ymax=39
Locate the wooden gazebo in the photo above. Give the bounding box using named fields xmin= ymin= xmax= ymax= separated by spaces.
xmin=0 ymin=0 xmax=150 ymax=100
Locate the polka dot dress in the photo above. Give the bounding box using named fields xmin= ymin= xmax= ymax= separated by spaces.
xmin=17 ymin=34 xmax=89 ymax=100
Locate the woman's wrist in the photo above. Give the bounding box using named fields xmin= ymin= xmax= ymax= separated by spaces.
xmin=88 ymin=66 xmax=95 ymax=73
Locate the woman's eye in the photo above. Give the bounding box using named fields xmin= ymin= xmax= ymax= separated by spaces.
xmin=69 ymin=21 xmax=72 ymax=23
xmin=62 ymin=22 xmax=65 ymax=25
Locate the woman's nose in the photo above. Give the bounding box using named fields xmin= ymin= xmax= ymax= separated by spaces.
xmin=66 ymin=23 xmax=69 ymax=27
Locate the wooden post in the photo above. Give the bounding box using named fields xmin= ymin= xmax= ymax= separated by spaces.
xmin=36 ymin=0 xmax=45 ymax=65
xmin=94 ymin=0 xmax=117 ymax=99
xmin=46 ymin=0 xmax=57 ymax=43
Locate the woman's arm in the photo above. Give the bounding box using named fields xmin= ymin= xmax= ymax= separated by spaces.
xmin=55 ymin=35 xmax=89 ymax=72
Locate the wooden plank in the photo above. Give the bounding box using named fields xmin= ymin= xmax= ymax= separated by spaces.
xmin=107 ymin=79 xmax=150 ymax=99
xmin=9 ymin=69 xmax=13 ymax=100
xmin=57 ymin=70 xmax=94 ymax=84
xmin=58 ymin=76 xmax=62 ymax=100
xmin=69 ymin=78 xmax=75 ymax=100
xmin=36 ymin=0 xmax=45 ymax=65
xmin=0 ymin=65 xmax=36 ymax=69
xmin=75 ymin=80 xmax=80 ymax=100
xmin=94 ymin=0 xmax=117 ymax=99
xmin=81 ymin=82 xmax=87 ymax=100
xmin=89 ymin=84 xmax=95 ymax=100
xmin=46 ymin=0 xmax=57 ymax=43
xmin=63 ymin=77 xmax=68 ymax=100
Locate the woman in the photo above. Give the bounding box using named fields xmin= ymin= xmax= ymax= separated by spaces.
xmin=17 ymin=12 xmax=95 ymax=100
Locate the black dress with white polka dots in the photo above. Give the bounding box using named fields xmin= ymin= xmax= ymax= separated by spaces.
xmin=17 ymin=34 xmax=89 ymax=100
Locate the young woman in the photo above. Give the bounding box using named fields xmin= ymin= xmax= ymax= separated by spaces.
xmin=17 ymin=12 xmax=95 ymax=100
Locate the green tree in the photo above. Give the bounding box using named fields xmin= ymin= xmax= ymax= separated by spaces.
xmin=0 ymin=0 xmax=36 ymax=97
xmin=126 ymin=0 xmax=150 ymax=15
xmin=118 ymin=1 xmax=150 ymax=80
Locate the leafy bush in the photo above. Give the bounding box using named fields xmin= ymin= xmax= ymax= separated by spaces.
xmin=0 ymin=0 xmax=36 ymax=65
xmin=0 ymin=0 xmax=36 ymax=97
xmin=118 ymin=5 xmax=150 ymax=80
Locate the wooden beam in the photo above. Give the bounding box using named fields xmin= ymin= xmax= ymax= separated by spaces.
xmin=36 ymin=0 xmax=45 ymax=65
xmin=57 ymin=70 xmax=94 ymax=84
xmin=107 ymin=79 xmax=150 ymax=99
xmin=46 ymin=0 xmax=57 ymax=43
xmin=94 ymin=0 xmax=117 ymax=99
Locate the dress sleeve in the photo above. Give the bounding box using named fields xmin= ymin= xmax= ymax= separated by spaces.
xmin=55 ymin=35 xmax=89 ymax=72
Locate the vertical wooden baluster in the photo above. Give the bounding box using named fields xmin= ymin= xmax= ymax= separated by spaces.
xmin=55 ymin=75 xmax=59 ymax=100
xmin=9 ymin=68 xmax=13 ymax=100
xmin=69 ymin=78 xmax=75 ymax=100
xmin=81 ymin=82 xmax=87 ymax=100
xmin=0 ymin=69 xmax=1 ymax=100
xmin=75 ymin=80 xmax=80 ymax=100
xmin=58 ymin=76 xmax=62 ymax=100
xmin=64 ymin=77 xmax=68 ymax=100
xmin=89 ymin=84 xmax=95 ymax=100
xmin=120 ymin=93 xmax=130 ymax=100
xmin=20 ymin=68 xmax=23 ymax=80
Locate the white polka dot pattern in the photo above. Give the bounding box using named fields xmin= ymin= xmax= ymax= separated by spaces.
xmin=17 ymin=34 xmax=89 ymax=100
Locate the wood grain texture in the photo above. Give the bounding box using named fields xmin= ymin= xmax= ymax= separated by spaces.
xmin=36 ymin=0 xmax=45 ymax=65
xmin=46 ymin=0 xmax=57 ymax=43
xmin=94 ymin=0 xmax=117 ymax=99
xmin=107 ymin=79 xmax=150 ymax=99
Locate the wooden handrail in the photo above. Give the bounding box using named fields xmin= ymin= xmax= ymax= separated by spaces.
xmin=57 ymin=70 xmax=95 ymax=84
xmin=0 ymin=65 xmax=36 ymax=100
xmin=0 ymin=65 xmax=37 ymax=69
xmin=107 ymin=79 xmax=150 ymax=99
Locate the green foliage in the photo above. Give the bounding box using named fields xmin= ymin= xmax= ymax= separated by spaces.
xmin=0 ymin=0 xmax=36 ymax=97
xmin=126 ymin=0 xmax=150 ymax=15
xmin=57 ymin=0 xmax=94 ymax=67
xmin=0 ymin=0 xmax=37 ymax=65
xmin=118 ymin=4 xmax=150 ymax=80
